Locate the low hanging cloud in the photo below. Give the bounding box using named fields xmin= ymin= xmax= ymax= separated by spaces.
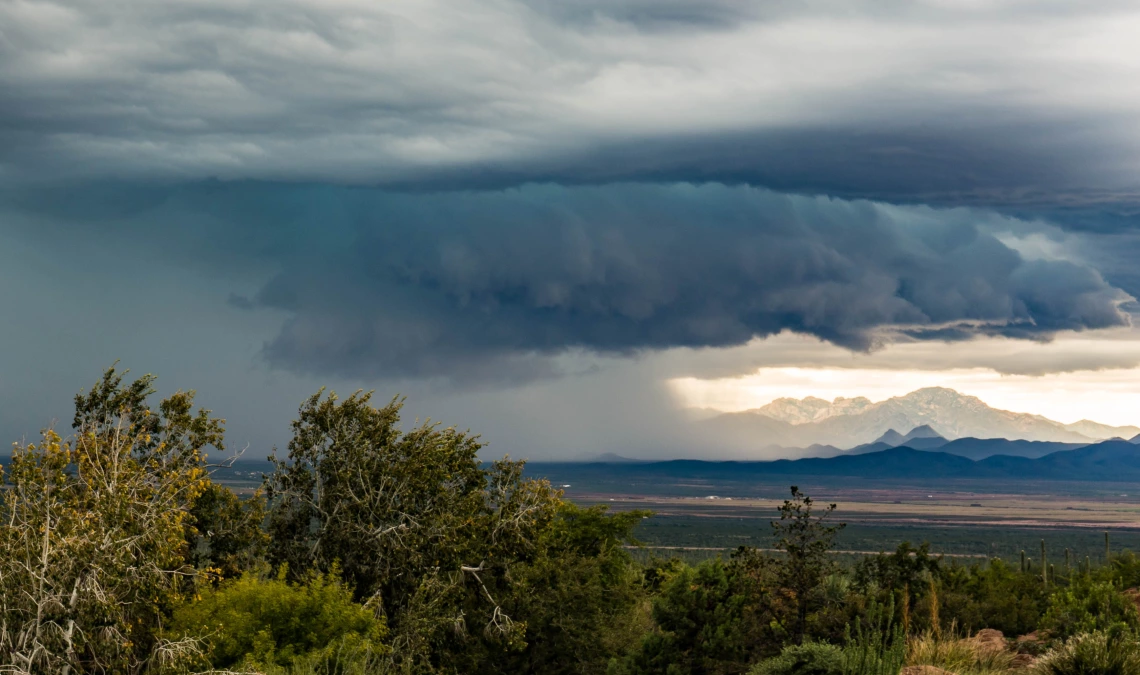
xmin=195 ymin=183 xmax=1128 ymax=381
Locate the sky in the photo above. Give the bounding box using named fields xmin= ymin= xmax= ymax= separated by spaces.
xmin=4 ymin=0 xmax=1140 ymax=460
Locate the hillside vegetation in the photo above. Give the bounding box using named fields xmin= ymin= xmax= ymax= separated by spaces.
xmin=5 ymin=368 xmax=1140 ymax=674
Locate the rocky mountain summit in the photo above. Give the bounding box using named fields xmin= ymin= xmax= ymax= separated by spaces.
xmin=707 ymin=387 xmax=1140 ymax=449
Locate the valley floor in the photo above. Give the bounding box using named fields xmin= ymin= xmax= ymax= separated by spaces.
xmin=536 ymin=470 xmax=1140 ymax=563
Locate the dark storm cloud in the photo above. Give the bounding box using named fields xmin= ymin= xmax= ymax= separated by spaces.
xmin=522 ymin=0 xmax=758 ymax=30
xmin=250 ymin=186 xmax=1130 ymax=380
xmin=408 ymin=121 xmax=1140 ymax=211
xmin=4 ymin=0 xmax=1140 ymax=218
xmin=3 ymin=0 xmax=1140 ymax=388
xmin=7 ymin=182 xmax=1125 ymax=381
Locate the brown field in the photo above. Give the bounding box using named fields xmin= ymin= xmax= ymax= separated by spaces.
xmin=576 ymin=488 xmax=1140 ymax=531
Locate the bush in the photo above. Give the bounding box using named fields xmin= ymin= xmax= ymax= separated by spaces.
xmin=167 ymin=571 xmax=387 ymax=670
xmin=749 ymin=642 xmax=845 ymax=675
xmin=937 ymin=558 xmax=1049 ymax=636
xmin=1035 ymin=629 xmax=1140 ymax=675
xmin=270 ymin=639 xmax=393 ymax=675
xmin=1042 ymin=578 xmax=1140 ymax=640
xmin=842 ymin=601 xmax=906 ymax=675
xmin=611 ymin=556 xmax=778 ymax=675
xmin=906 ymin=631 xmax=1014 ymax=675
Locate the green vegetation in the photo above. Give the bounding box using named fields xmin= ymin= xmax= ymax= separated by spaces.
xmin=1035 ymin=629 xmax=1140 ymax=675
xmin=5 ymin=366 xmax=1140 ymax=674
xmin=166 ymin=570 xmax=387 ymax=671
xmin=749 ymin=642 xmax=845 ymax=675
xmin=627 ymin=513 xmax=1140 ymax=564
xmin=1041 ymin=577 xmax=1140 ymax=640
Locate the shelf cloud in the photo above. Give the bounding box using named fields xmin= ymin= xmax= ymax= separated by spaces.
xmin=3 ymin=182 xmax=1131 ymax=382
xmin=5 ymin=0 xmax=1140 ymax=452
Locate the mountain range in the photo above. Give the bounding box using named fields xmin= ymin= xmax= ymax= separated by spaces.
xmin=553 ymin=437 xmax=1140 ymax=483
xmin=704 ymin=387 xmax=1140 ymax=450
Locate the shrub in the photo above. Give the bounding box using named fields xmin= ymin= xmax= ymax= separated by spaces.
xmin=269 ymin=638 xmax=393 ymax=675
xmin=749 ymin=642 xmax=845 ymax=675
xmin=167 ymin=571 xmax=387 ymax=670
xmin=906 ymin=630 xmax=1014 ymax=675
xmin=1035 ymin=629 xmax=1140 ymax=675
xmin=937 ymin=558 xmax=1049 ymax=636
xmin=842 ymin=600 xmax=906 ymax=675
xmin=1042 ymin=578 xmax=1140 ymax=640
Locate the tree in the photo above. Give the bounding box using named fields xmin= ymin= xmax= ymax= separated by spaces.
xmin=772 ymin=486 xmax=845 ymax=645
xmin=187 ymin=482 xmax=267 ymax=580
xmin=0 ymin=366 xmax=261 ymax=673
xmin=611 ymin=552 xmax=784 ymax=675
xmin=0 ymin=418 xmax=209 ymax=672
xmin=610 ymin=558 xmax=753 ymax=675
xmin=263 ymin=389 xmax=563 ymax=670
xmin=72 ymin=366 xmax=265 ymax=579
xmin=477 ymin=503 xmax=651 ymax=675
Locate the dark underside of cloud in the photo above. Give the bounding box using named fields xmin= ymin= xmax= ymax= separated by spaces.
xmin=7 ymin=182 xmax=1128 ymax=383
xmin=388 ymin=120 xmax=1140 ymax=209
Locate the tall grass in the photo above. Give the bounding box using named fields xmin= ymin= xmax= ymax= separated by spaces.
xmin=247 ymin=639 xmax=394 ymax=675
xmin=905 ymin=629 xmax=1015 ymax=675
xmin=1035 ymin=629 xmax=1140 ymax=675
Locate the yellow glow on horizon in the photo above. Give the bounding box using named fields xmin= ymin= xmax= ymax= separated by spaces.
xmin=669 ymin=366 xmax=1140 ymax=427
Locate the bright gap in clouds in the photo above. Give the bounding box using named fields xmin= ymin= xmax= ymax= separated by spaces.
xmin=669 ymin=366 xmax=1140 ymax=428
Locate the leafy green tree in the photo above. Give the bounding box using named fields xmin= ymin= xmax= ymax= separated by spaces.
xmin=188 ymin=481 xmax=268 ymax=579
xmin=853 ymin=542 xmax=941 ymax=597
xmin=772 ymin=487 xmax=845 ymax=645
xmin=612 ymin=487 xmax=850 ymax=675
xmin=457 ymin=503 xmax=651 ymax=674
xmin=610 ymin=554 xmax=781 ymax=675
xmin=0 ymin=366 xmax=267 ymax=673
xmin=72 ymin=366 xmax=265 ymax=579
xmin=264 ymin=389 xmax=564 ymax=669
xmin=612 ymin=559 xmax=749 ymax=675
xmin=72 ymin=365 xmax=224 ymax=471
xmin=432 ymin=477 xmax=654 ymax=675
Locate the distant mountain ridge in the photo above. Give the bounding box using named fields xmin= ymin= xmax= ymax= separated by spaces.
xmin=873 ymin=424 xmax=943 ymax=447
xmin=753 ymin=395 xmax=874 ymax=424
xmin=706 ymin=387 xmax=1140 ymax=449
xmin=591 ymin=452 xmax=643 ymax=463
xmin=546 ymin=439 xmax=1140 ymax=483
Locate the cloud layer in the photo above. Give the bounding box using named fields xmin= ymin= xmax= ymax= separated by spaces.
xmin=6 ymin=182 xmax=1127 ymax=381
xmin=238 ymin=186 xmax=1135 ymax=379
xmin=3 ymin=0 xmax=1140 ymax=213
xmin=5 ymin=0 xmax=1140 ymax=454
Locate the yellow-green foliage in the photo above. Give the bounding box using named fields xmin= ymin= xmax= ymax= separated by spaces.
xmin=168 ymin=571 xmax=387 ymax=671
xmin=1035 ymin=629 xmax=1140 ymax=675
xmin=0 ymin=424 xmax=212 ymax=673
xmin=171 ymin=571 xmax=387 ymax=670
xmin=906 ymin=631 xmax=1015 ymax=675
